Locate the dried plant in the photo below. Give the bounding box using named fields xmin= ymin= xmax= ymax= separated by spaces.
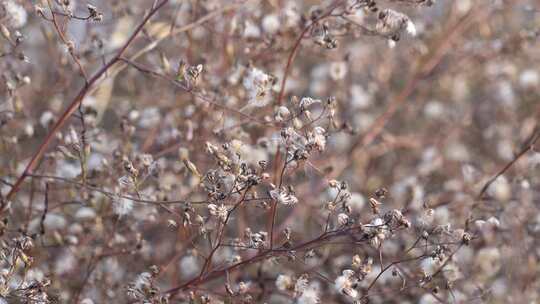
xmin=0 ymin=0 xmax=539 ymax=303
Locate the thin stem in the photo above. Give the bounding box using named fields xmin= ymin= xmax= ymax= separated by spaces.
xmin=46 ymin=0 xmax=89 ymax=83
xmin=477 ymin=127 xmax=539 ymax=199
xmin=3 ymin=0 xmax=170 ymax=207
xmin=275 ymin=0 xmax=346 ymax=106
xmin=165 ymin=224 xmax=366 ymax=295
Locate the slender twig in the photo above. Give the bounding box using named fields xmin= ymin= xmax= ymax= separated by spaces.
xmin=364 ymin=253 xmax=428 ymax=294
xmin=27 ymin=173 xmax=272 ymax=214
xmin=199 ymin=187 xmax=251 ymax=278
xmin=269 ymin=148 xmax=291 ymax=249
xmin=39 ymin=183 xmax=49 ymax=235
xmin=85 ymin=3 xmax=240 ymax=101
xmin=268 ymin=0 xmax=345 ymax=253
xmin=477 ymin=128 xmax=539 ymax=199
xmin=165 ymin=224 xmax=367 ymax=295
xmin=347 ymin=7 xmax=488 ymax=154
xmin=3 ymin=0 xmax=170 ymax=207
xmin=46 ymin=0 xmax=89 ymax=83
xmin=27 ymin=173 xmax=199 ymax=205
xmin=275 ymin=0 xmax=345 ymax=106
xmin=118 ymin=57 xmax=263 ymax=124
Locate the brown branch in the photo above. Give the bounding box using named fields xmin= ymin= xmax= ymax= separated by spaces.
xmin=165 ymin=225 xmax=365 ymax=295
xmin=275 ymin=0 xmax=345 ymax=106
xmin=118 ymin=57 xmax=263 ymax=124
xmin=86 ymin=3 xmax=240 ymax=101
xmin=199 ymin=187 xmax=251 ymax=278
xmin=26 ymin=173 xmax=202 ymax=205
xmin=348 ymin=7 xmax=487 ymax=154
xmin=3 ymin=0 xmax=170 ymax=207
xmin=477 ymin=128 xmax=540 ymax=199
xmin=50 ymin=10 xmax=93 ymax=21
xmin=46 ymin=0 xmax=89 ymax=83
xmin=39 ymin=183 xmax=49 ymax=235
xmin=269 ymin=150 xmax=291 ymax=249
xmin=364 ymin=253 xmax=428 ymax=294
xmin=268 ymin=0 xmax=345 ymax=252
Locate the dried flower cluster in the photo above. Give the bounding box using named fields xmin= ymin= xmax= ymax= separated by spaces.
xmin=0 ymin=0 xmax=539 ymax=303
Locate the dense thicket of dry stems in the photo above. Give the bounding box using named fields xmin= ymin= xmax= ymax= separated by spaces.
xmin=0 ymin=0 xmax=539 ymax=303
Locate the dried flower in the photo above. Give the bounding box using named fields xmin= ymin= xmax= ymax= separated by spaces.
xmin=337 ymin=213 xmax=349 ymax=226
xmin=334 ymin=269 xmax=358 ymax=298
xmin=270 ymin=187 xmax=299 ymax=205
xmin=297 ymin=286 xmax=319 ymax=304
xmin=87 ymin=4 xmax=103 ymax=22
xmin=262 ymin=14 xmax=280 ymax=34
xmin=294 ymin=274 xmax=309 ymax=296
xmin=3 ymin=1 xmax=27 ymax=28
xmin=276 ymin=274 xmax=293 ymax=291
xmin=208 ymin=204 xmax=228 ymax=222
xmin=376 ymin=9 xmax=416 ymax=46
xmin=307 ymin=127 xmax=327 ymax=151
xmin=243 ymin=67 xmax=274 ymax=108
xmin=275 ymin=106 xmax=291 ymax=122
xmin=113 ymin=197 xmax=133 ymax=217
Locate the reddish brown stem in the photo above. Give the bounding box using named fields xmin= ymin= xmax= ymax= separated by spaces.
xmin=477 ymin=128 xmax=539 ymax=199
xmin=348 ymin=8 xmax=486 ymax=154
xmin=3 ymin=0 xmax=170 ymax=207
xmin=275 ymin=0 xmax=345 ymax=106
xmin=46 ymin=0 xmax=89 ymax=83
xmin=165 ymin=225 xmax=364 ymax=295
xmin=269 ymin=0 xmax=344 ymax=251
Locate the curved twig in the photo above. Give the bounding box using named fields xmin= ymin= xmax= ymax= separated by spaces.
xmin=3 ymin=0 xmax=170 ymax=208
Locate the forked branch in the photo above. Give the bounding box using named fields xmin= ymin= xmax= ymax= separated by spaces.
xmin=2 ymin=0 xmax=170 ymax=207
